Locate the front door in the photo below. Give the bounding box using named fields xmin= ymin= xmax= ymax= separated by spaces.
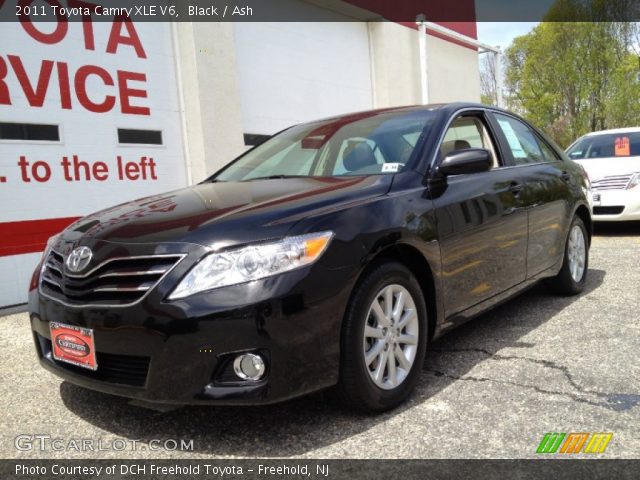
xmin=432 ymin=112 xmax=528 ymax=316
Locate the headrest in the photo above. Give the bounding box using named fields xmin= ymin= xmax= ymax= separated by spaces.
xmin=343 ymin=142 xmax=377 ymax=172
xmin=454 ymin=139 xmax=471 ymax=150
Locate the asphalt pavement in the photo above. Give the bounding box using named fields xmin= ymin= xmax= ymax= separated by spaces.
xmin=1 ymin=223 xmax=639 ymax=459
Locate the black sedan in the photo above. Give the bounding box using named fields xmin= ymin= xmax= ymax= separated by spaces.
xmin=29 ymin=103 xmax=592 ymax=412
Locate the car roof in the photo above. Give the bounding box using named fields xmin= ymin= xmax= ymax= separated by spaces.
xmin=582 ymin=127 xmax=640 ymax=136
xmin=298 ymin=102 xmax=509 ymax=126
xmin=346 ymin=102 xmax=509 ymax=115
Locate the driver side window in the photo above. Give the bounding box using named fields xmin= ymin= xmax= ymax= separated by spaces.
xmin=440 ymin=115 xmax=500 ymax=168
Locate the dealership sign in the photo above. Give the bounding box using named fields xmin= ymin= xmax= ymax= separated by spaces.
xmin=1 ymin=9 xmax=150 ymax=114
xmin=0 ymin=2 xmax=187 ymax=306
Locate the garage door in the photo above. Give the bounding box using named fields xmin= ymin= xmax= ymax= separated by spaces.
xmin=234 ymin=16 xmax=373 ymax=137
xmin=0 ymin=20 xmax=187 ymax=307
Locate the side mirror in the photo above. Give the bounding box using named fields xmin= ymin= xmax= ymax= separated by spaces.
xmin=438 ymin=148 xmax=492 ymax=176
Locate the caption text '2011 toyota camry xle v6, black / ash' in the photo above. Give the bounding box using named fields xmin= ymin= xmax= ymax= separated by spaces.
xmin=29 ymin=103 xmax=592 ymax=412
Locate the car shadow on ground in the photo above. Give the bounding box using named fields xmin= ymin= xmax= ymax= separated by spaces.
xmin=59 ymin=269 xmax=605 ymax=457
xmin=593 ymin=221 xmax=640 ymax=236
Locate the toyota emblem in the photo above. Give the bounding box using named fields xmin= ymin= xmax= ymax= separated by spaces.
xmin=65 ymin=247 xmax=93 ymax=273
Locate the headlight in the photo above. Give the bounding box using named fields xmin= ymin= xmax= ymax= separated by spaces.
xmin=627 ymin=173 xmax=640 ymax=190
xmin=168 ymin=231 xmax=334 ymax=300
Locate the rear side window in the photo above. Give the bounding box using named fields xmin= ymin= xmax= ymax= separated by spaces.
xmin=536 ymin=135 xmax=560 ymax=161
xmin=493 ymin=114 xmax=545 ymax=165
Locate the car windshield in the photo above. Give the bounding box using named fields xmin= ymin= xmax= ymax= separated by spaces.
xmin=567 ymin=132 xmax=640 ymax=159
xmin=213 ymin=109 xmax=437 ymax=181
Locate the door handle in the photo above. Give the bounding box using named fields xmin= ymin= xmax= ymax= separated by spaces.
xmin=509 ymin=181 xmax=523 ymax=197
xmin=561 ymin=171 xmax=571 ymax=183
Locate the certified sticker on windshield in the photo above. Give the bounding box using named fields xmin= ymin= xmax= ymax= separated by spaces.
xmin=382 ymin=163 xmax=402 ymax=173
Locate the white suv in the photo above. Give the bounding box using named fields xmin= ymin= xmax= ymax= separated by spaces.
xmin=567 ymin=128 xmax=640 ymax=221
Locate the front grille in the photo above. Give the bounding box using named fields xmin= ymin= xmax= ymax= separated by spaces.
xmin=591 ymin=174 xmax=633 ymax=191
xmin=40 ymin=250 xmax=183 ymax=306
xmin=593 ymin=206 xmax=625 ymax=215
xmin=37 ymin=334 xmax=150 ymax=387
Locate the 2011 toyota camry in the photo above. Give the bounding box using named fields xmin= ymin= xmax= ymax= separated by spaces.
xmin=29 ymin=103 xmax=592 ymax=412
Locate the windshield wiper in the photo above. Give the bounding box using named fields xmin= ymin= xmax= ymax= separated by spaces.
xmin=241 ymin=175 xmax=307 ymax=181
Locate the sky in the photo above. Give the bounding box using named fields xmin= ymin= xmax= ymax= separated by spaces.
xmin=476 ymin=22 xmax=539 ymax=49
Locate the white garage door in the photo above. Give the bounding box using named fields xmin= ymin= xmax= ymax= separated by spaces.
xmin=234 ymin=16 xmax=373 ymax=136
xmin=0 ymin=20 xmax=186 ymax=307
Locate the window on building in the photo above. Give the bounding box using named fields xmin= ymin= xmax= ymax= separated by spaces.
xmin=0 ymin=122 xmax=59 ymax=141
xmin=117 ymin=129 xmax=163 ymax=145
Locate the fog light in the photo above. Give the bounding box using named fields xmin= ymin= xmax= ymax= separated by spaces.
xmin=233 ymin=353 xmax=265 ymax=381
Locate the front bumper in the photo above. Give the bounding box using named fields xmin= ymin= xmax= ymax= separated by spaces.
xmin=592 ymin=189 xmax=640 ymax=221
xmin=29 ymin=250 xmax=356 ymax=405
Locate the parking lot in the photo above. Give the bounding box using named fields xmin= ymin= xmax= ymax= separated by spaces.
xmin=1 ymin=223 xmax=639 ymax=459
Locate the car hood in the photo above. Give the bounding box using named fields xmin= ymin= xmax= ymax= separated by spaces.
xmin=574 ymin=157 xmax=640 ymax=181
xmin=61 ymin=176 xmax=391 ymax=247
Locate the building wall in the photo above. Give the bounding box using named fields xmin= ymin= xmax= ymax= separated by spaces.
xmin=369 ymin=22 xmax=481 ymax=108
xmin=174 ymin=22 xmax=246 ymax=184
xmin=368 ymin=21 xmax=423 ymax=107
xmin=426 ymin=33 xmax=481 ymax=103
xmin=234 ymin=20 xmax=374 ymax=135
xmin=1 ymin=8 xmax=479 ymax=307
xmin=190 ymin=18 xmax=484 ymax=176
xmin=0 ymin=20 xmax=187 ymax=307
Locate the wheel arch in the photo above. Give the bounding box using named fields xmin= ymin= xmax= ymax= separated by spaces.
xmin=573 ymin=203 xmax=592 ymax=246
xmin=353 ymin=242 xmax=438 ymax=342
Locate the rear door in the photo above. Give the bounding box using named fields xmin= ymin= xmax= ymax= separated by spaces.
xmin=432 ymin=111 xmax=528 ymax=316
xmin=489 ymin=113 xmax=571 ymax=277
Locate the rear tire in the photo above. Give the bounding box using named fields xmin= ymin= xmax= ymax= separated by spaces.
xmin=547 ymin=216 xmax=588 ymax=295
xmin=334 ymin=261 xmax=428 ymax=413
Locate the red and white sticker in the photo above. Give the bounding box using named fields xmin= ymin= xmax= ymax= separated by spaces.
xmin=615 ymin=136 xmax=630 ymax=157
xmin=50 ymin=322 xmax=98 ymax=371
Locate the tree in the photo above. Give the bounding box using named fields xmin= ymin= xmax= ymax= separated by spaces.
xmin=504 ymin=7 xmax=640 ymax=147
xmin=480 ymin=53 xmax=498 ymax=106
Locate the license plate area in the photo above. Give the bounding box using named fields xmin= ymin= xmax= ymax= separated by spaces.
xmin=49 ymin=322 xmax=98 ymax=371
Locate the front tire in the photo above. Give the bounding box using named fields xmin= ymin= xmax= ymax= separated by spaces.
xmin=548 ymin=216 xmax=589 ymax=295
xmin=335 ymin=261 xmax=428 ymax=413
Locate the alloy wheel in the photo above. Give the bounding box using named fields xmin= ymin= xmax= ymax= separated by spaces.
xmin=567 ymin=224 xmax=586 ymax=283
xmin=363 ymin=284 xmax=419 ymax=390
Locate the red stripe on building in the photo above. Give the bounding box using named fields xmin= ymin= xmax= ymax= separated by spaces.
xmin=398 ymin=21 xmax=479 ymax=51
xmin=0 ymin=217 xmax=80 ymax=257
xmin=343 ymin=0 xmax=478 ymax=50
xmin=345 ymin=0 xmax=477 ymax=24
